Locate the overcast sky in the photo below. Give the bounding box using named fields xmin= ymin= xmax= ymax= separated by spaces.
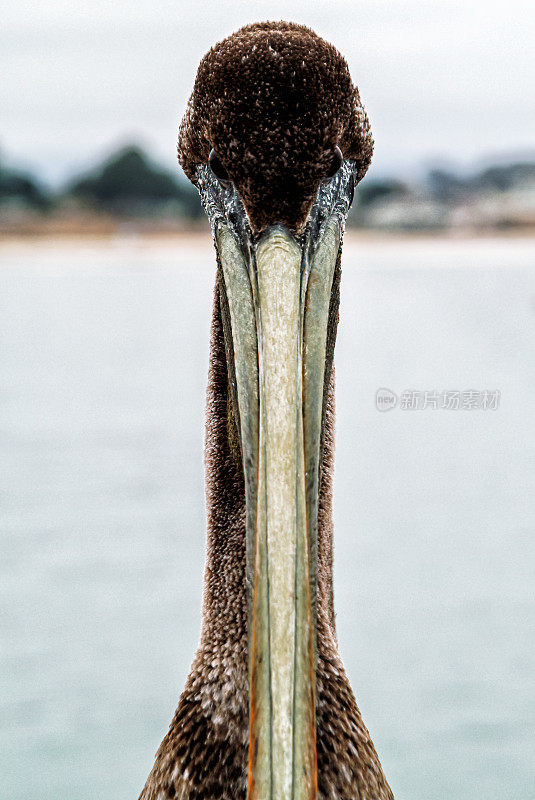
xmin=3 ymin=0 xmax=535 ymax=185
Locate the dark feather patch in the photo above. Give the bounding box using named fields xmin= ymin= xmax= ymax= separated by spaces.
xmin=178 ymin=21 xmax=373 ymax=231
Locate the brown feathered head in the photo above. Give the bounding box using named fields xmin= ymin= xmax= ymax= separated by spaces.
xmin=178 ymin=21 xmax=372 ymax=231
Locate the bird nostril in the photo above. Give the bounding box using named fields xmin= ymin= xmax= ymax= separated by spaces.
xmin=325 ymin=145 xmax=343 ymax=179
xmin=209 ymin=148 xmax=231 ymax=186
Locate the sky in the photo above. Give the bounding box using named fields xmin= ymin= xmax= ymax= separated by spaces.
xmin=2 ymin=0 xmax=535 ymax=185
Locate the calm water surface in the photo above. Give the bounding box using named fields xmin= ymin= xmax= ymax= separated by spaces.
xmin=1 ymin=235 xmax=534 ymax=800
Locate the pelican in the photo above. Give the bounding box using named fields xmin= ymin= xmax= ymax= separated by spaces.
xmin=140 ymin=21 xmax=393 ymax=800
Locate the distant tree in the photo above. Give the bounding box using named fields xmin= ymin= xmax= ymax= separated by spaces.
xmin=354 ymin=179 xmax=410 ymax=207
xmin=0 ymin=157 xmax=51 ymax=210
xmin=348 ymin=178 xmax=412 ymax=227
xmin=427 ymin=169 xmax=467 ymax=201
xmin=68 ymin=146 xmax=203 ymax=217
xmin=474 ymin=162 xmax=535 ymax=192
xmin=429 ymin=162 xmax=535 ymax=200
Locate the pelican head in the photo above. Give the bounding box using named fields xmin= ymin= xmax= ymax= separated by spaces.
xmin=140 ymin=20 xmax=392 ymax=800
xmin=179 ymin=21 xmax=372 ymax=234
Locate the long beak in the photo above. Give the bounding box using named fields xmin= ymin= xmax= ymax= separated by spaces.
xmin=216 ymin=216 xmax=341 ymax=800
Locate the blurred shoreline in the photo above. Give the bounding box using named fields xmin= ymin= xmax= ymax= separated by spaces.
xmin=2 ymin=224 xmax=534 ymax=256
xmin=3 ymin=145 xmax=535 ymax=246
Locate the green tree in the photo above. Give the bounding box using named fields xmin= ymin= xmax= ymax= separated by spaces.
xmin=69 ymin=146 xmax=202 ymax=216
xmin=0 ymin=156 xmax=51 ymax=210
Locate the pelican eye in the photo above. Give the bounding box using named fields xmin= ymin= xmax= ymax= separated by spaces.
xmin=325 ymin=145 xmax=343 ymax=179
xmin=209 ymin=148 xmax=231 ymax=186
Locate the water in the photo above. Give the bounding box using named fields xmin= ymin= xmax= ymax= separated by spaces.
xmin=0 ymin=235 xmax=534 ymax=800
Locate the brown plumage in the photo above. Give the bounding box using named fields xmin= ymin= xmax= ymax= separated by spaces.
xmin=178 ymin=21 xmax=373 ymax=232
xmin=140 ymin=21 xmax=393 ymax=800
